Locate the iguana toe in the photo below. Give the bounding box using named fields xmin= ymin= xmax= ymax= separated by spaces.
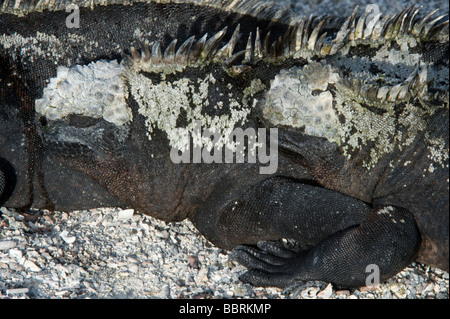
xmin=231 ymin=242 xmax=306 ymax=288
xmin=239 ymin=269 xmax=298 ymax=289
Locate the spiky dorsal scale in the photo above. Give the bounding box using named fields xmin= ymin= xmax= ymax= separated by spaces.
xmin=123 ymin=3 xmax=448 ymax=168
xmin=126 ymin=3 xmax=448 ymax=79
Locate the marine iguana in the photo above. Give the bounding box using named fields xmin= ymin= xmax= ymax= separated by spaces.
xmin=0 ymin=0 xmax=448 ymax=288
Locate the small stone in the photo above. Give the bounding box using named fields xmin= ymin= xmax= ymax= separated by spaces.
xmin=266 ymin=287 xmax=281 ymax=295
xmin=195 ymin=268 xmax=209 ymax=283
xmin=223 ymin=290 xmax=234 ymax=298
xmin=107 ymin=261 xmax=119 ymax=268
xmin=300 ymin=287 xmax=320 ymax=299
xmin=336 ymin=290 xmax=350 ymax=296
xmin=254 ymin=289 xmax=267 ymax=297
xmin=390 ymin=283 xmax=401 ymax=293
xmin=27 ymin=249 xmax=40 ymax=259
xmin=8 ymin=261 xmax=24 ymax=272
xmin=394 ymin=287 xmax=407 ymax=299
xmin=60 ymin=230 xmax=76 ymax=244
xmin=6 ymin=288 xmax=29 ymax=295
xmin=140 ymin=222 xmax=150 ymax=232
xmin=210 ymin=272 xmax=222 ymax=282
xmin=360 ymin=285 xmax=379 ymax=292
xmin=42 ymin=214 xmax=54 ymax=225
xmin=0 ymin=241 xmax=16 ymax=250
xmin=162 ymin=285 xmax=170 ymax=298
xmin=421 ymin=282 xmax=435 ymax=296
xmin=128 ymin=263 xmax=139 ymax=273
xmin=434 ymin=268 xmax=444 ymax=276
xmin=13 ymin=213 xmax=24 ymax=221
xmin=61 ymin=212 xmax=69 ymax=221
xmin=102 ymin=214 xmax=114 ymax=225
xmin=54 ymin=290 xmax=71 ymax=297
xmin=118 ymin=209 xmax=134 ymax=220
xmin=24 ymin=260 xmax=41 ymax=272
xmin=132 ymin=215 xmax=142 ymax=223
xmin=188 ymin=255 xmax=199 ymax=269
xmin=433 ymin=283 xmax=441 ymax=294
xmin=8 ymin=248 xmax=22 ymax=260
xmin=90 ymin=212 xmax=102 ymax=223
xmin=317 ymin=283 xmax=333 ymax=299
xmin=156 ymin=229 xmax=169 ymax=239
xmin=234 ymin=284 xmax=252 ymax=297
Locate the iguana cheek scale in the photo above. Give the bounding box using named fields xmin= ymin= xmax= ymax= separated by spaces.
xmin=0 ymin=0 xmax=448 ymax=289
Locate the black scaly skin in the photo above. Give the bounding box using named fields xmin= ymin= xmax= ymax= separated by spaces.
xmin=0 ymin=169 xmax=5 ymax=198
xmin=0 ymin=0 xmax=448 ymax=288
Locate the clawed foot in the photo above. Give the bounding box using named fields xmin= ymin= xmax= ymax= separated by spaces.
xmin=230 ymin=241 xmax=307 ymax=288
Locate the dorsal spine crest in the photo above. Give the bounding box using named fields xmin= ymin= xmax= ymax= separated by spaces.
xmin=125 ymin=4 xmax=449 ymax=75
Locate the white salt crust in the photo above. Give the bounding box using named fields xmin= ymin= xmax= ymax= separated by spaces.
xmin=263 ymin=62 xmax=340 ymax=142
xmin=35 ymin=60 xmax=132 ymax=126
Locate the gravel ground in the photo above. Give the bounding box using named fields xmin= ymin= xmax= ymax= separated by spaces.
xmin=0 ymin=207 xmax=448 ymax=299
xmin=1 ymin=0 xmax=448 ymax=299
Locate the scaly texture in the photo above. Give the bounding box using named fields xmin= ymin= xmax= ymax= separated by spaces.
xmin=0 ymin=0 xmax=448 ymax=289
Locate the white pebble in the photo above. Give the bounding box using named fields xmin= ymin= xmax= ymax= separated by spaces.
xmin=6 ymin=288 xmax=29 ymax=295
xmin=317 ymin=283 xmax=333 ymax=299
xmin=156 ymin=230 xmax=169 ymax=239
xmin=118 ymin=209 xmax=134 ymax=220
xmin=223 ymin=290 xmax=234 ymax=298
xmin=60 ymin=230 xmax=76 ymax=244
xmin=24 ymin=260 xmax=42 ymax=272
xmin=8 ymin=248 xmax=22 ymax=260
xmin=128 ymin=263 xmax=139 ymax=273
xmin=0 ymin=241 xmax=16 ymax=250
